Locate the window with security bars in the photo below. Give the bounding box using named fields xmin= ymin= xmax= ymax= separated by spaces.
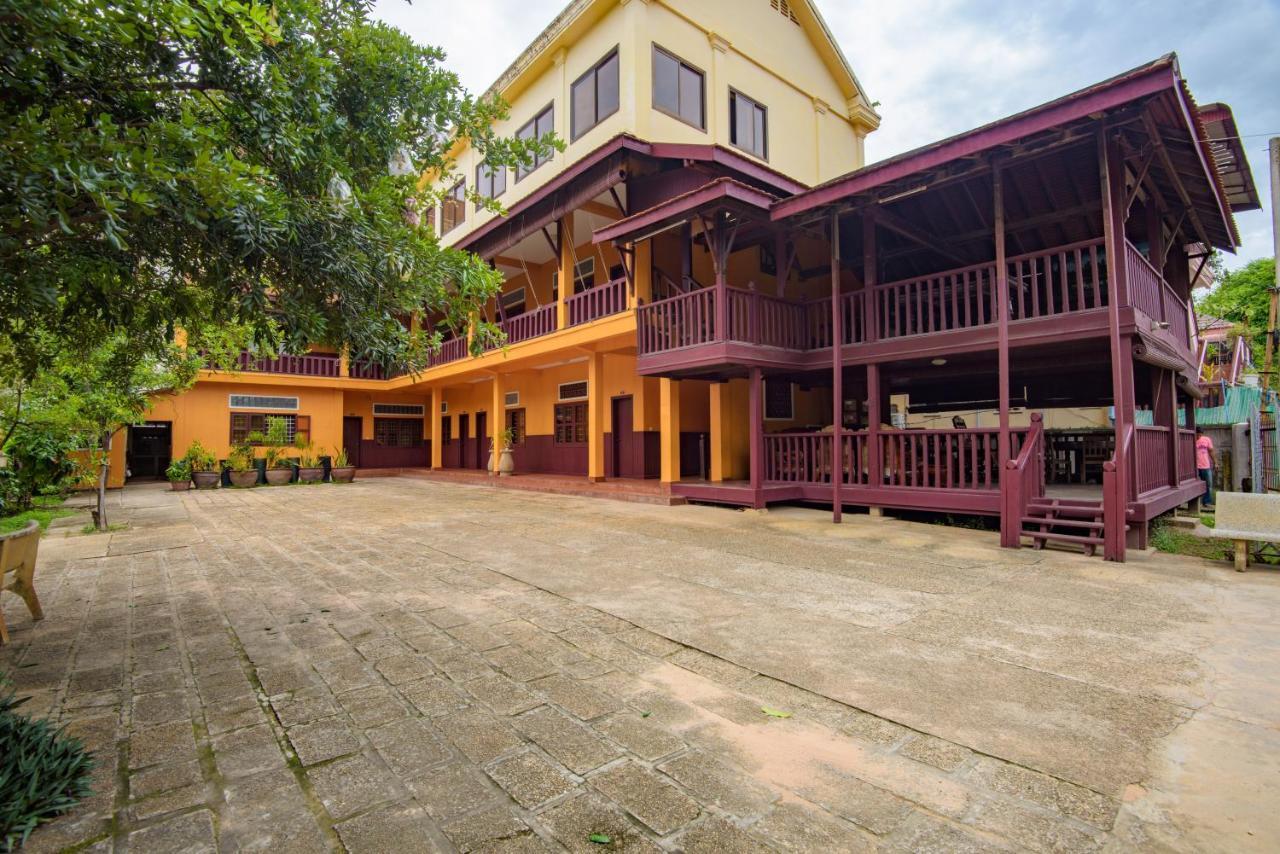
xmin=558 ymin=380 xmax=588 ymax=401
xmin=374 ymin=418 xmax=423 ymax=447
xmin=230 ymin=413 xmax=309 ymax=445
xmin=554 ymin=403 xmax=587 ymax=445
xmin=506 ymin=408 xmax=526 ymax=446
xmin=764 ymin=379 xmax=794 ymax=420
xmin=372 ymin=403 xmax=425 ymax=416
xmin=229 ymin=395 xmax=297 ymax=410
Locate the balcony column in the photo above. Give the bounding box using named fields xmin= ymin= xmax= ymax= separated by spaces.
xmin=1100 ymin=128 xmax=1135 ymax=560
xmin=994 ymin=160 xmax=1017 ymax=548
xmin=430 ymin=387 xmax=444 ymax=470
xmin=748 ymin=368 xmax=763 ymax=507
xmin=709 ymin=381 xmax=731 ymax=483
xmin=557 ymin=214 xmax=573 ymax=330
xmin=587 ymin=351 xmax=606 ymax=481
xmin=830 ymin=211 xmax=843 ymax=523
xmin=633 ymin=240 xmax=653 ymax=306
xmin=866 ymin=362 xmax=883 ymax=515
xmin=491 ymin=373 xmax=504 ymax=476
xmin=659 ymin=378 xmax=681 ymax=484
xmin=339 ymin=346 xmax=350 ymax=378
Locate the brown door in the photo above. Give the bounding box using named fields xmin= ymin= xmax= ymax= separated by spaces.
xmin=456 ymin=414 xmax=469 ymax=469
xmin=342 ymin=417 xmax=362 ymax=468
xmin=611 ymin=396 xmax=636 ymax=478
xmin=474 ymin=411 xmax=487 ymax=469
xmin=126 ymin=421 xmax=172 ymax=480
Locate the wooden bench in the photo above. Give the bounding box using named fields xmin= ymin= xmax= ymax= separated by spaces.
xmin=0 ymin=519 xmax=43 ymax=645
xmin=1207 ymin=493 xmax=1280 ymax=572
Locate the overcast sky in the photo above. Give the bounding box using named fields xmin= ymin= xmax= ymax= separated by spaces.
xmin=373 ymin=0 xmax=1279 ymax=271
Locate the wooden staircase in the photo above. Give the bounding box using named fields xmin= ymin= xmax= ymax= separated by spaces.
xmin=1019 ymin=497 xmax=1121 ymax=556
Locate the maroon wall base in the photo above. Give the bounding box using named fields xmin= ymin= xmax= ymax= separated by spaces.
xmin=604 ymin=431 xmax=661 ymax=479
xmin=359 ymin=440 xmax=430 ymax=468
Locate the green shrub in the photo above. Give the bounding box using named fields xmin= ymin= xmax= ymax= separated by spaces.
xmin=0 ymin=675 xmax=95 ymax=851
xmin=165 ymin=458 xmax=192 ymax=482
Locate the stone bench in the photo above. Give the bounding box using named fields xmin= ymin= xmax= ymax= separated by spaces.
xmin=1 ymin=519 xmax=44 ymax=644
xmin=1206 ymin=493 xmax=1280 ymax=572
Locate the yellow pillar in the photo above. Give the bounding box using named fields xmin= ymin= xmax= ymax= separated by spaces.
xmin=633 ymin=240 xmax=652 ymax=308
xmin=709 ymin=382 xmax=730 ymax=482
xmin=659 ymin=377 xmax=681 ymax=484
xmin=339 ymin=345 xmax=350 ymax=378
xmin=430 ymin=387 xmax=444 ymax=470
xmin=557 ymin=214 xmax=573 ymax=330
xmin=491 ymin=373 xmax=504 ymax=475
xmin=587 ymin=352 xmax=606 ymax=481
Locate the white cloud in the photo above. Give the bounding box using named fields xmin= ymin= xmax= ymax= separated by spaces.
xmin=372 ymin=0 xmax=1280 ymax=269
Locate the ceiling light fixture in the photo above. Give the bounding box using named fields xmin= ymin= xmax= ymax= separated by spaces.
xmin=931 ymin=358 xmax=947 ymax=366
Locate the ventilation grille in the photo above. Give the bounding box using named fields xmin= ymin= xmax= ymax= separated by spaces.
xmin=373 ymin=403 xmax=425 ymax=416
xmin=441 ymin=401 xmax=449 ymax=414
xmin=770 ymin=0 xmax=800 ymax=24
xmin=558 ymin=381 xmax=588 ymax=401
xmin=229 ymin=395 xmax=298 ymax=411
xmin=504 ymin=391 xmax=520 ymax=407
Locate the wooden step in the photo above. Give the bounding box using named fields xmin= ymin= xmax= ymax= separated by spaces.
xmin=1024 ymin=506 xmax=1104 ymax=521
xmin=1023 ymin=530 xmax=1106 ymax=546
xmin=1021 ymin=516 xmax=1104 ymax=530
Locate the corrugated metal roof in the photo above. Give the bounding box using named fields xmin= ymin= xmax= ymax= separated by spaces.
xmin=1196 ymin=385 xmax=1279 ymax=427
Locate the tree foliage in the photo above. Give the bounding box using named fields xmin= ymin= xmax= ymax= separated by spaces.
xmin=1196 ymin=258 xmax=1277 ymax=361
xmin=1 ymin=0 xmax=556 ymax=377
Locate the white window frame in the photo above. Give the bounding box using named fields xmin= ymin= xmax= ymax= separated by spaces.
xmin=372 ymin=403 xmax=425 ymax=417
xmin=504 ymin=391 xmax=521 ymax=407
xmin=228 ymin=394 xmax=298 ymax=411
xmin=558 ymin=381 xmax=589 ymax=402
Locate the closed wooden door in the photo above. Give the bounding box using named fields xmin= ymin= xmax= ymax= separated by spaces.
xmin=342 ymin=417 xmax=362 ymax=468
xmin=456 ymin=414 xmax=469 ymax=469
xmin=610 ymin=397 xmax=635 ymax=478
xmin=474 ymin=412 xmax=487 ymax=469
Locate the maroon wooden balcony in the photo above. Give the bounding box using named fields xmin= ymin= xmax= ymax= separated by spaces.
xmin=223 ymin=351 xmax=341 ymax=377
xmin=567 ymin=277 xmax=627 ymax=327
xmin=500 ymin=304 xmax=557 ymax=345
xmin=1125 ymin=239 xmax=1192 ymax=353
xmin=428 ymin=336 xmax=467 ymax=368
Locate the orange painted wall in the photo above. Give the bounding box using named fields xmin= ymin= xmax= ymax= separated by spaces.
xmin=341 ymin=390 xmax=432 ymax=441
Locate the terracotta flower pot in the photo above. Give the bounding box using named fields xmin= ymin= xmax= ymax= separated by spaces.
xmin=297 ymin=466 xmax=324 ymax=483
xmin=192 ymin=471 xmax=220 ymax=489
xmin=228 ymin=470 xmax=259 ymax=488
xmin=169 ymin=479 xmax=191 ymax=491
xmin=265 ymin=468 xmax=292 ymax=485
xmin=498 ymin=449 xmax=514 ymax=476
xmin=330 ymin=466 xmax=356 ymax=483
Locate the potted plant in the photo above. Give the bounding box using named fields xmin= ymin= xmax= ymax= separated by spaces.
xmin=165 ymin=458 xmax=192 ymax=491
xmin=497 ymin=427 xmax=516 ymax=476
xmin=260 ymin=417 xmax=294 ymax=485
xmin=185 ymin=440 xmax=220 ymax=489
xmin=294 ymin=439 xmax=324 ymax=483
xmin=330 ymin=447 xmax=356 ymax=483
xmin=226 ymin=439 xmax=259 ymax=488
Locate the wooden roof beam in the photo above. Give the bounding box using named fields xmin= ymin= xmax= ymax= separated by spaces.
xmin=1141 ymin=112 xmax=1213 ymax=250
xmin=873 ymin=205 xmax=973 ymax=267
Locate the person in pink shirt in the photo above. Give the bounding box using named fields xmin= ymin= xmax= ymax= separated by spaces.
xmin=1195 ymin=429 xmax=1215 ymax=507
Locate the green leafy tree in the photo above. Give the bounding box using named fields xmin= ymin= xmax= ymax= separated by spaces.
xmin=1 ymin=0 xmax=558 ymax=379
xmin=1196 ymin=258 xmax=1277 ymax=362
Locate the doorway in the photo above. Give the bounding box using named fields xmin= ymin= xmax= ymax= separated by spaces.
xmin=457 ymin=414 xmax=469 ymax=469
xmin=126 ymin=421 xmax=172 ymax=480
xmin=474 ymin=411 xmax=488 ymax=469
xmin=611 ymin=396 xmax=636 ymax=478
xmin=343 ymin=417 xmax=362 ymax=468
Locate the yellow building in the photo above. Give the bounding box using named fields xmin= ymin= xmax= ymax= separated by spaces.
xmin=130 ymin=0 xmax=879 ymax=486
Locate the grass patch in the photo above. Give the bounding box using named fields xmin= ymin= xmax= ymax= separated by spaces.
xmin=0 ymin=496 xmax=76 ymax=535
xmin=1150 ymin=518 xmax=1231 ymax=562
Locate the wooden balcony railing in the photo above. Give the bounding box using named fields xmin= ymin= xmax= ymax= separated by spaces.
xmin=1126 ymin=240 xmax=1191 ymax=350
xmin=726 ymin=290 xmax=813 ymax=350
xmin=637 ymin=288 xmax=716 ymax=354
xmin=764 ymin=432 xmax=866 ymax=485
xmin=428 ymin=337 xmax=467 ymax=368
xmin=1133 ymin=425 xmax=1170 ymax=496
xmin=1177 ymin=428 xmax=1197 ymax=483
xmin=567 ymin=277 xmax=627 ymax=327
xmin=222 ymin=351 xmax=341 ymax=377
xmin=999 ymin=415 xmax=1045 ymax=547
xmin=500 ymin=304 xmax=557 ymax=346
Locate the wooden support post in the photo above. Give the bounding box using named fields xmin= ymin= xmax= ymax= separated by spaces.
xmin=995 ymin=160 xmax=1017 ymax=548
xmin=659 ymin=378 xmax=681 ymax=484
xmin=557 ymin=214 xmax=572 ymax=330
xmin=830 ymin=211 xmax=843 ymax=523
xmin=748 ymin=368 xmax=763 ymax=507
xmin=867 ymin=362 xmax=883 ymax=494
xmin=1101 ymin=129 xmax=1134 ymax=561
xmin=634 ymin=240 xmax=653 ymax=305
xmin=491 ymin=373 xmax=504 ymax=475
xmin=587 ymin=351 xmax=606 ymax=481
xmin=863 ymin=211 xmax=877 ymax=342
xmin=430 ymin=388 xmax=444 ymax=470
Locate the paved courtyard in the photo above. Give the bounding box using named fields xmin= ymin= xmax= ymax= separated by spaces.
xmin=3 ymin=477 xmax=1278 ymax=853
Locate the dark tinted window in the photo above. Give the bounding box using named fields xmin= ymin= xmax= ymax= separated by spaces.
xmin=730 ymin=91 xmax=768 ymax=159
xmin=441 ymin=180 xmax=465 ymax=233
xmin=653 ymin=46 xmax=704 ymax=130
xmin=515 ymin=104 xmax=554 ymax=181
xmin=476 ymin=161 xmax=506 ymax=199
xmin=570 ymin=49 xmax=620 ymax=140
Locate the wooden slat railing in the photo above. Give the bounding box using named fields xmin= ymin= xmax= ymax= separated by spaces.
xmin=1133 ymin=425 xmax=1171 ymax=496
xmin=637 ymin=288 xmax=716 ymax=355
xmin=428 ymin=337 xmax=467 ymax=367
xmin=999 ymin=414 xmax=1045 ymax=547
xmin=567 ymin=277 xmax=627 ymax=327
xmin=764 ymin=432 xmax=867 ymax=485
xmin=1008 ymin=238 xmax=1108 ymax=320
xmin=226 ymin=351 xmax=341 ymax=377
xmin=882 ymin=427 xmax=1026 ymax=490
xmin=1178 ymin=428 xmax=1197 ymax=483
xmin=726 ymin=290 xmax=811 ymax=350
xmin=1126 ymin=240 xmax=1192 ymax=356
xmin=871 ymin=262 xmax=998 ymax=339
xmin=500 ymin=304 xmax=557 ymax=345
